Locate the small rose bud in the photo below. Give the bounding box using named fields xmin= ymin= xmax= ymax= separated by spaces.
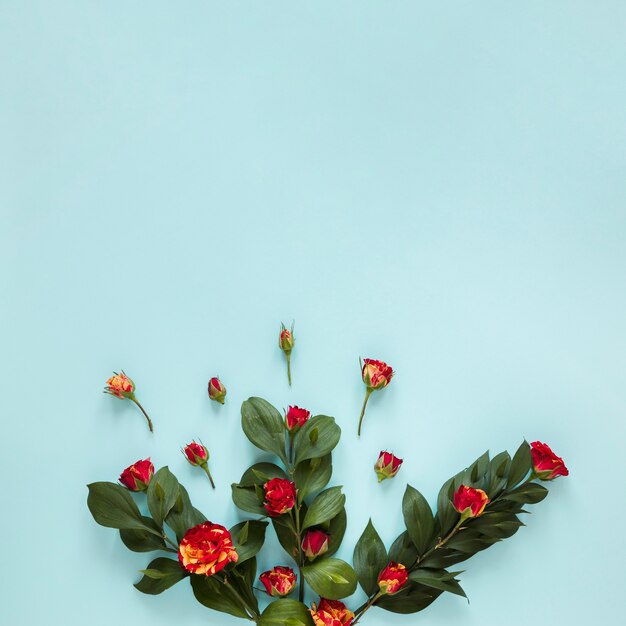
xmin=377 ymin=562 xmax=409 ymax=595
xmin=357 ymin=358 xmax=394 ymax=437
xmin=183 ymin=441 xmax=209 ymax=466
xmin=453 ymin=485 xmax=490 ymax=519
xmin=104 ymin=370 xmax=154 ymax=432
xmin=310 ymin=599 xmax=354 ymax=626
xmin=301 ymin=529 xmax=330 ymax=561
xmin=286 ymin=405 xmax=311 ymax=432
xmin=530 ymin=441 xmax=569 ymax=480
xmin=374 ymin=451 xmax=403 ymax=482
xmin=208 ymin=377 xmax=227 ymax=404
xmin=279 ymin=322 xmax=295 ymax=386
xmin=263 ymin=478 xmax=296 ymax=517
xmin=259 ymin=566 xmax=297 ymax=597
xmin=119 ymin=458 xmax=154 ymax=492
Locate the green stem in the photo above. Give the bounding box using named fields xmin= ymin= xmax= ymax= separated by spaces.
xmin=352 ymin=591 xmax=382 ymax=625
xmin=286 ymin=352 xmax=292 ymax=386
xmin=357 ymin=388 xmax=373 ymax=437
xmin=132 ymin=398 xmax=154 ymax=432
xmin=221 ymin=576 xmax=258 ymax=621
xmin=201 ymin=463 xmax=216 ymax=489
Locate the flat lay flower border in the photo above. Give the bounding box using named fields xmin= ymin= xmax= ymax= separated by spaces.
xmin=88 ymin=325 xmax=568 ymax=625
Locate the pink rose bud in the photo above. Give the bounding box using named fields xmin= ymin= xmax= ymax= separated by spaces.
xmin=259 ymin=566 xmax=297 ymax=597
xmin=374 ymin=451 xmax=403 ymax=482
xmin=301 ymin=529 xmax=330 ymax=561
xmin=182 ymin=441 xmax=215 ymax=489
xmin=279 ymin=322 xmax=295 ymax=386
xmin=208 ymin=377 xmax=227 ymax=404
xmin=119 ymin=458 xmax=154 ymax=492
xmin=286 ymin=405 xmax=311 ymax=432
xmin=530 ymin=441 xmax=569 ymax=480
xmin=104 ymin=370 xmax=154 ymax=432
xmin=453 ymin=485 xmax=490 ymax=519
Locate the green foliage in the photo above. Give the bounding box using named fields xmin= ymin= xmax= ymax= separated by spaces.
xmin=120 ymin=517 xmax=169 ymax=553
xmin=165 ymin=484 xmax=206 ymax=542
xmin=241 ymin=397 xmax=288 ymax=465
xmin=190 ymin=575 xmax=250 ymax=619
xmin=353 ymin=520 xmax=387 ymax=595
xmin=295 ymin=454 xmax=332 ymax=504
xmin=134 ymin=558 xmax=187 ymax=595
xmin=292 ymin=415 xmax=341 ymax=465
xmin=302 ymin=557 xmax=358 ymax=599
xmin=229 ymin=520 xmax=268 ymax=564
xmin=302 ymin=487 xmax=345 ymax=529
xmin=402 ymin=485 xmax=435 ymax=556
xmin=147 ymin=467 xmax=179 ymax=527
xmin=259 ymin=599 xmax=314 ymax=626
xmin=231 ymin=462 xmax=287 ymax=516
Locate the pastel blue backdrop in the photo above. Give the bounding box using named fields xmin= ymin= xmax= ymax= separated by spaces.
xmin=1 ymin=2 xmax=625 ymax=624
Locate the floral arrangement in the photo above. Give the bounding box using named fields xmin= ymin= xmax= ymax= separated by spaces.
xmin=90 ymin=335 xmax=568 ymax=625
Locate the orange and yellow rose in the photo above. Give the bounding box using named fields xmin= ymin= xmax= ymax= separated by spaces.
xmin=310 ymin=598 xmax=354 ymax=626
xmin=178 ymin=522 xmax=238 ymax=576
xmin=378 ymin=562 xmax=408 ymax=595
xmin=259 ymin=566 xmax=297 ymax=597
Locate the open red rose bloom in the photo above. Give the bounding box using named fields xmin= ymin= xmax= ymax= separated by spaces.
xmin=378 ymin=561 xmax=408 ymax=595
xmin=286 ymin=405 xmax=311 ymax=430
xmin=310 ymin=598 xmax=354 ymax=626
xmin=178 ymin=522 xmax=238 ymax=576
xmin=361 ymin=358 xmax=394 ymax=389
xmin=453 ymin=485 xmax=490 ymax=518
xmin=263 ymin=477 xmax=296 ymax=516
xmin=530 ymin=441 xmax=569 ymax=479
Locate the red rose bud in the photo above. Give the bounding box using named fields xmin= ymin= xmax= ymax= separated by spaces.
xmin=263 ymin=477 xmax=296 ymax=517
xmin=357 ymin=358 xmax=394 ymax=437
xmin=104 ymin=370 xmax=154 ymax=432
xmin=301 ymin=529 xmax=330 ymax=561
xmin=377 ymin=562 xmax=409 ymax=595
xmin=259 ymin=566 xmax=297 ymax=597
xmin=178 ymin=522 xmax=238 ymax=575
xmin=453 ymin=485 xmax=490 ymax=519
xmin=310 ymin=599 xmax=354 ymax=626
xmin=530 ymin=441 xmax=569 ymax=480
xmin=119 ymin=458 xmax=154 ymax=492
xmin=279 ymin=322 xmax=295 ymax=385
xmin=208 ymin=377 xmax=227 ymax=404
xmin=182 ymin=441 xmax=215 ymax=489
xmin=374 ymin=450 xmax=403 ymax=482
xmin=286 ymin=405 xmax=311 ymax=431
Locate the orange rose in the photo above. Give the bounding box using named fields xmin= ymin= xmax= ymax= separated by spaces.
xmin=378 ymin=562 xmax=408 ymax=595
xmin=453 ymin=485 xmax=490 ymax=518
xmin=357 ymin=358 xmax=394 ymax=436
xmin=310 ymin=599 xmax=354 ymax=626
xmin=103 ymin=370 xmax=154 ymax=432
xmin=178 ymin=522 xmax=238 ymax=576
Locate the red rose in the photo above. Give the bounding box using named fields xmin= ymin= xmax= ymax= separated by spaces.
xmin=378 ymin=562 xmax=409 ymax=595
xmin=104 ymin=371 xmax=135 ymax=399
xmin=208 ymin=377 xmax=227 ymax=404
xmin=530 ymin=441 xmax=569 ymax=480
xmin=259 ymin=566 xmax=297 ymax=597
xmin=374 ymin=451 xmax=403 ymax=482
xmin=361 ymin=358 xmax=394 ymax=390
xmin=310 ymin=598 xmax=354 ymax=626
xmin=453 ymin=485 xmax=490 ymax=518
xmin=263 ymin=477 xmax=296 ymax=517
xmin=286 ymin=405 xmax=311 ymax=431
xmin=119 ymin=458 xmax=154 ymax=491
xmin=183 ymin=441 xmax=209 ymax=466
xmin=302 ymin=529 xmax=330 ymax=561
xmin=178 ymin=522 xmax=238 ymax=576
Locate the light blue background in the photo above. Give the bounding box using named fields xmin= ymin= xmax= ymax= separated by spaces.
xmin=1 ymin=1 xmax=625 ymax=624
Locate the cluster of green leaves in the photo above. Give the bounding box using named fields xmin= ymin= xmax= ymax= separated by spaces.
xmin=87 ymin=466 xmax=268 ymax=621
xmin=352 ymin=441 xmax=549 ymax=616
xmin=231 ymin=397 xmax=355 ymax=625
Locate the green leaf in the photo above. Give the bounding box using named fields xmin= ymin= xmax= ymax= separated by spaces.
xmin=191 ymin=574 xmax=250 ymax=619
xmin=230 ymin=520 xmax=268 ymax=564
xmin=241 ymin=397 xmax=288 ymax=465
xmin=295 ymin=454 xmax=332 ymax=504
xmin=147 ymin=467 xmax=180 ymax=527
xmin=302 ymin=558 xmax=357 ymax=599
xmin=388 ymin=531 xmax=418 ymax=566
xmin=503 ymin=482 xmax=548 ymax=504
xmin=231 ymin=485 xmax=267 ymax=516
xmin=325 ymin=508 xmax=347 ymax=558
xmin=239 ymin=462 xmax=288 ymax=486
xmin=232 ymin=462 xmax=288 ymax=516
xmin=402 ymin=485 xmax=435 ymax=556
xmin=376 ymin=584 xmax=442 ymax=614
xmin=409 ymin=567 xmax=467 ymax=598
xmin=120 ymin=517 xmax=169 ymax=552
xmin=259 ymin=599 xmax=314 ymax=626
xmin=165 ymin=485 xmax=207 ymax=542
xmin=508 ymin=441 xmax=532 ymax=488
xmin=272 ymin=514 xmax=300 ymax=562
xmin=436 ymin=478 xmax=457 ymax=537
xmin=134 ymin=558 xmax=187 ymax=595
xmin=353 ymin=519 xmax=388 ymax=595
xmin=302 ymin=487 xmax=345 ymax=530
xmin=87 ymin=482 xmax=158 ymax=533
xmin=293 ymin=415 xmax=341 ymax=466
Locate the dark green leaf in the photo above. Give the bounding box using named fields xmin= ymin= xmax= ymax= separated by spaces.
xmin=353 ymin=519 xmax=388 ymax=595
xmin=503 ymin=482 xmax=548 ymax=504
xmin=241 ymin=397 xmax=288 ymax=465
xmin=302 ymin=557 xmax=357 ymax=599
xmin=239 ymin=462 xmax=288 ymax=486
xmin=293 ymin=415 xmax=341 ymax=466
xmin=191 ymin=574 xmax=250 ymax=619
xmin=231 ymin=485 xmax=267 ymax=516
xmin=147 ymin=467 xmax=180 ymax=527
xmin=165 ymin=485 xmax=207 ymax=542
xmin=402 ymin=485 xmax=435 ymax=556
xmin=134 ymin=558 xmax=187 ymax=595
xmin=295 ymin=454 xmax=332 ymax=504
xmin=325 ymin=508 xmax=347 ymax=558
xmin=230 ymin=520 xmax=268 ymax=564
xmin=409 ymin=567 xmax=467 ymax=598
xmin=508 ymin=441 xmax=532 ymax=488
xmin=259 ymin=599 xmax=314 ymax=626
xmin=302 ymin=487 xmax=345 ymax=530
xmin=436 ymin=478 xmax=457 ymax=537
xmin=377 ymin=584 xmax=442 ymax=614
xmin=388 ymin=531 xmax=418 ymax=566
xmin=120 ymin=517 xmax=169 ymax=552
xmin=272 ymin=514 xmax=300 ymax=562
xmin=87 ymin=482 xmax=157 ymax=533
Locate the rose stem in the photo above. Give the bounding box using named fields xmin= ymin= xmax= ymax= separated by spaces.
xmin=357 ymin=388 xmax=373 ymax=437
xmin=352 ymin=591 xmax=383 ymax=625
xmin=201 ymin=463 xmax=216 ymax=489
xmin=286 ymin=352 xmax=292 ymax=386
xmin=132 ymin=398 xmax=154 ymax=433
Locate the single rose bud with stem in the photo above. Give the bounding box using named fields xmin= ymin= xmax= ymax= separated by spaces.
xmin=104 ymin=370 xmax=154 ymax=432
xmin=279 ymin=322 xmax=295 ymax=386
xmin=357 ymin=358 xmax=394 ymax=436
xmin=182 ymin=441 xmax=216 ymax=489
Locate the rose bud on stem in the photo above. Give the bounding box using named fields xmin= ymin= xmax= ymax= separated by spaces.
xmin=374 ymin=451 xmax=403 ymax=482
xmin=119 ymin=458 xmax=154 ymax=491
xmin=259 ymin=566 xmax=297 ymax=597
xmin=182 ymin=441 xmax=215 ymax=489
xmin=530 ymin=441 xmax=569 ymax=480
xmin=286 ymin=405 xmax=311 ymax=461
xmin=301 ymin=529 xmax=330 ymax=561
xmin=357 ymin=358 xmax=394 ymax=437
xmin=208 ymin=376 xmax=227 ymax=404
xmin=279 ymin=322 xmax=295 ymax=386
xmin=434 ymin=484 xmax=490 ymax=548
xmin=104 ymin=371 xmax=154 ymax=433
